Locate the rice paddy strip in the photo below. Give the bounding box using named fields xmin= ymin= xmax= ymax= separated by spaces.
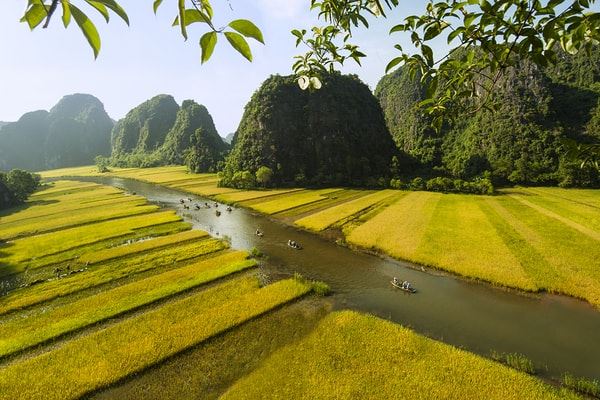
xmin=248 ymin=188 xmax=343 ymax=215
xmin=0 ymin=237 xmax=227 ymax=315
xmin=520 ymin=187 xmax=600 ymax=209
xmin=0 ymin=251 xmax=256 ymax=358
xmin=347 ymin=191 xmax=440 ymax=259
xmin=3 ymin=221 xmax=192 ymax=276
xmin=78 ymin=230 xmax=208 ymax=264
xmin=92 ymin=299 xmax=329 ymax=400
xmin=221 ymin=311 xmax=577 ymax=400
xmin=414 ymin=195 xmax=535 ymax=290
xmin=184 ymin=185 xmax=239 ymax=196
xmin=29 ymin=181 xmax=102 ymax=197
xmin=276 ymin=189 xmax=368 ymax=219
xmin=509 ymin=195 xmax=600 ymax=242
xmin=0 ymin=211 xmax=182 ymax=274
xmin=1 ymin=195 xmax=147 ymax=227
xmin=215 ymin=188 xmax=303 ymax=203
xmin=295 ymin=190 xmax=398 ymax=231
xmin=0 ymin=278 xmax=311 ymax=400
xmin=508 ymin=189 xmax=600 ymax=234
xmin=0 ymin=203 xmax=159 ymax=240
xmin=496 ymin=196 xmax=600 ymax=306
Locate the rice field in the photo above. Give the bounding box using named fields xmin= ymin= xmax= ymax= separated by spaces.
xmin=221 ymin=311 xmax=577 ymax=400
xmin=2 ymin=171 xmax=586 ymax=398
xmin=38 ymin=167 xmax=600 ymax=307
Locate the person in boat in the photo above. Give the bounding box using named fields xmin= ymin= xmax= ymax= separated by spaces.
xmin=256 ymin=229 xmax=263 ymax=236
xmin=401 ymin=280 xmax=408 ymax=289
xmin=226 ymin=206 xmax=232 ymax=212
xmin=393 ymin=277 xmax=399 ymax=286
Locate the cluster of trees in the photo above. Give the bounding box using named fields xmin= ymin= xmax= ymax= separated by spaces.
xmin=376 ymin=46 xmax=600 ymax=188
xmin=0 ymin=94 xmax=113 ymax=171
xmin=0 ymin=170 xmax=41 ymax=210
xmin=221 ymin=74 xmax=397 ymax=188
xmin=108 ymin=96 xmax=228 ymax=173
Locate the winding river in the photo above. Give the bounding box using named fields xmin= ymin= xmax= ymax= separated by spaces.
xmin=71 ymin=177 xmax=600 ymax=381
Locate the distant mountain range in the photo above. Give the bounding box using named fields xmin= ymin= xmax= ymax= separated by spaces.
xmin=0 ymin=94 xmax=113 ymax=171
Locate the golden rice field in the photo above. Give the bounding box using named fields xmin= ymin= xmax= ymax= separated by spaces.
xmin=0 ymin=173 xmax=583 ymax=398
xmin=221 ymin=311 xmax=578 ymax=400
xmin=39 ymin=167 xmax=600 ymax=308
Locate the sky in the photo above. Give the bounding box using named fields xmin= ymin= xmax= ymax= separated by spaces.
xmin=0 ymin=0 xmax=434 ymax=136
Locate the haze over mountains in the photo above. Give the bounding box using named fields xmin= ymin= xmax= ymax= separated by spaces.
xmin=0 ymin=46 xmax=598 ymax=188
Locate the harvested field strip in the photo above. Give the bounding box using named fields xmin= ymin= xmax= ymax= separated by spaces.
xmin=347 ymin=192 xmax=440 ymax=259
xmin=4 ymin=221 xmax=191 ymax=276
xmin=79 ymin=230 xmax=208 ymax=264
xmin=509 ymin=195 xmax=600 ymax=242
xmin=295 ymin=190 xmax=398 ymax=231
xmin=221 ymin=311 xmax=577 ymax=400
xmin=0 ymin=251 xmax=256 ymax=358
xmin=0 ymin=278 xmax=311 ymax=400
xmin=215 ymin=188 xmax=303 ymax=203
xmin=414 ymin=196 xmax=534 ymax=290
xmin=167 ymin=177 xmax=220 ymax=188
xmin=0 ymin=203 xmax=159 ymax=240
xmin=0 ymin=211 xmax=182 ymax=273
xmin=276 ymin=190 xmax=368 ymax=219
xmin=38 ymin=166 xmax=107 ymax=178
xmin=92 ymin=299 xmax=329 ymax=400
xmin=248 ymin=189 xmax=343 ymax=215
xmin=0 ymin=237 xmax=227 ymax=315
xmin=497 ymin=197 xmax=600 ymax=307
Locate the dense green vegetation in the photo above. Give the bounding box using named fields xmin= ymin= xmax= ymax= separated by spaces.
xmin=376 ymin=47 xmax=600 ymax=188
xmin=110 ymin=94 xmax=179 ymax=156
xmin=108 ymin=97 xmax=228 ymax=172
xmin=0 ymin=169 xmax=41 ymax=209
xmin=222 ymin=73 xmax=398 ymax=187
xmin=0 ymin=94 xmax=113 ymax=171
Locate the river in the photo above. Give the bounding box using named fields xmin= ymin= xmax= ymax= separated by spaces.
xmin=70 ymin=176 xmax=600 ymax=381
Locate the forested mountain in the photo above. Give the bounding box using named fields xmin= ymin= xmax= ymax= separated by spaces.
xmin=0 ymin=94 xmax=113 ymax=171
xmin=110 ymin=95 xmax=179 ymax=155
xmin=161 ymin=100 xmax=227 ymax=170
xmin=0 ymin=122 xmax=9 ymax=128
xmin=222 ymin=74 xmax=398 ymax=187
xmin=109 ymin=97 xmax=227 ymax=172
xmin=375 ymin=47 xmax=600 ymax=187
xmin=224 ymin=133 xmax=235 ymax=144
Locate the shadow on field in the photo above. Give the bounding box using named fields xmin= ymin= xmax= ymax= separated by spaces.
xmin=89 ymin=298 xmax=331 ymax=400
xmin=0 ymin=253 xmax=21 ymax=297
xmin=0 ymin=199 xmax=58 ymax=219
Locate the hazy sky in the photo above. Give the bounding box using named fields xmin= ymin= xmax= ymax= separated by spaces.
xmin=0 ymin=0 xmax=434 ymax=136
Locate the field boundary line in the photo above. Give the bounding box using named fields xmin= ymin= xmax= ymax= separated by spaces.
xmin=509 ymin=195 xmax=600 ymax=242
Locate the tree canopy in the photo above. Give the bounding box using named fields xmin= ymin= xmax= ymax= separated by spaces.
xmin=0 ymin=169 xmax=41 ymax=209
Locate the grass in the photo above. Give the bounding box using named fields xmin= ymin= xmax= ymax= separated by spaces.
xmin=0 ymin=251 xmax=256 ymax=358
xmin=78 ymin=229 xmax=208 ymax=264
xmin=221 ymin=311 xmax=579 ymax=400
xmin=562 ymin=373 xmax=600 ymax=398
xmin=295 ymin=189 xmax=398 ymax=231
xmin=0 ymin=277 xmax=311 ymax=400
xmin=491 ymin=351 xmax=537 ymax=375
xmin=0 ymin=237 xmax=227 ymax=314
xmin=0 ymin=211 xmax=182 ymax=275
xmin=215 ymin=188 xmax=302 ymax=203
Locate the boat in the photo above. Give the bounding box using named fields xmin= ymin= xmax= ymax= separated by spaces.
xmin=287 ymin=241 xmax=302 ymax=250
xmin=391 ymin=280 xmax=417 ymax=293
xmin=215 ymin=210 xmax=221 ymax=217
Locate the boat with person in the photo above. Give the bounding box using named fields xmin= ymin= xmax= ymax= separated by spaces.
xmin=391 ymin=278 xmax=417 ymax=293
xmin=287 ymin=240 xmax=302 ymax=250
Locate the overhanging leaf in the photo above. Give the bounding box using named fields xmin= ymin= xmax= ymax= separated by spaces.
xmin=21 ymin=4 xmax=46 ymax=30
xmin=61 ymin=0 xmax=71 ymax=27
xmin=228 ymin=19 xmax=264 ymax=44
xmin=200 ymin=31 xmax=217 ymax=63
xmin=70 ymin=4 xmax=101 ymax=58
xmin=224 ymin=31 xmax=252 ymax=61
xmin=85 ymin=1 xmax=110 ymax=23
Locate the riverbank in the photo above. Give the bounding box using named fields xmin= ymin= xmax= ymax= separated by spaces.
xmin=0 ymin=179 xmax=583 ymax=398
xmin=40 ymin=165 xmax=600 ymax=309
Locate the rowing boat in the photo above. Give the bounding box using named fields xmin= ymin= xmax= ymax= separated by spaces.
xmin=391 ymin=280 xmax=417 ymax=293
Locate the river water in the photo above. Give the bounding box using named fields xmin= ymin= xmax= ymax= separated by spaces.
xmin=71 ymin=177 xmax=600 ymax=381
